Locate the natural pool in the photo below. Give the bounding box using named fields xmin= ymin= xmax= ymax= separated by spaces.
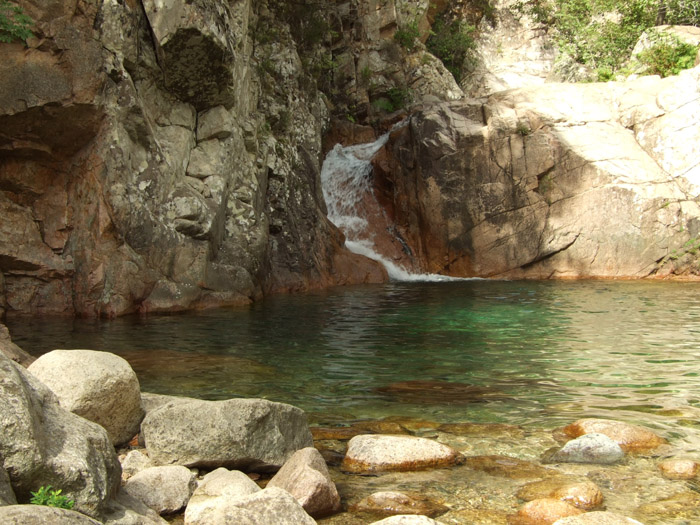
xmin=8 ymin=279 xmax=700 ymax=523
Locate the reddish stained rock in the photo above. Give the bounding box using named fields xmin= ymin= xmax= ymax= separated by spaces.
xmin=509 ymin=498 xmax=584 ymax=525
xmin=657 ymin=458 xmax=699 ymax=480
xmin=341 ymin=435 xmax=463 ymax=474
xmin=557 ymin=418 xmax=667 ymax=453
xmin=311 ymin=426 xmax=370 ymax=441
xmin=517 ymin=477 xmax=604 ymax=510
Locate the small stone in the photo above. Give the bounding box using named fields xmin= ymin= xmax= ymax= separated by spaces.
xmin=557 ymin=418 xmax=667 ymax=453
xmin=197 ymin=106 xmax=234 ymax=141
xmin=123 ymin=465 xmax=196 ymax=515
xmin=267 ymin=447 xmax=341 ymax=518
xmin=120 ymin=449 xmax=155 ymax=480
xmin=543 ymin=433 xmax=624 ymax=464
xmin=369 ymin=516 xmax=446 ymax=525
xmin=350 ymin=491 xmax=449 ymax=518
xmin=517 ymin=477 xmax=604 ymax=510
xmin=341 ymin=435 xmax=463 ymax=474
xmin=465 ymin=455 xmax=557 ymax=479
xmin=658 ymin=458 xmax=699 ymax=480
xmin=553 ymin=511 xmax=643 ymax=524
xmin=510 ymin=498 xmax=583 ymax=524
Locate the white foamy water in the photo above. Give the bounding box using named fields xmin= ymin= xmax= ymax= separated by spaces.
xmin=321 ymin=126 xmax=463 ymax=282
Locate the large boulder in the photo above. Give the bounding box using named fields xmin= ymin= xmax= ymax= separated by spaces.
xmin=184 ymin=468 xmax=261 ymax=524
xmin=28 ymin=350 xmax=144 ymax=446
xmin=0 ymin=352 xmax=121 ymax=518
xmin=341 ymin=435 xmax=463 ymax=474
xmin=0 ymin=466 xmax=17 ymax=505
xmin=123 ymin=466 xmax=196 ymax=515
xmin=0 ymin=505 xmax=102 ymax=524
xmin=184 ymin=486 xmax=316 ymax=525
xmin=141 ymin=397 xmax=313 ymax=470
xmin=101 ymin=491 xmax=169 ymax=525
xmin=267 ymin=447 xmax=341 ymax=518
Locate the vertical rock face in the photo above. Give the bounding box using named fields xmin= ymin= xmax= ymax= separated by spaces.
xmin=0 ymin=0 xmax=387 ymax=317
xmin=372 ymin=67 xmax=700 ymax=279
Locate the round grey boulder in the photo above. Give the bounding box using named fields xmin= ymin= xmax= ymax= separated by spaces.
xmin=544 ymin=433 xmax=624 ymax=464
xmin=28 ymin=349 xmax=144 ymax=446
xmin=0 ymin=505 xmax=102 ymax=524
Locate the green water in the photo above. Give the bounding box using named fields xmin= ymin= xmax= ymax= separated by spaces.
xmin=8 ymin=280 xmax=700 ymax=448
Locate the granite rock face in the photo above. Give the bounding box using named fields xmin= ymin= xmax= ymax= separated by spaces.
xmin=372 ymin=67 xmax=700 ymax=279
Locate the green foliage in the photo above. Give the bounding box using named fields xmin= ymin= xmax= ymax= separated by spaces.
xmin=387 ymin=86 xmax=411 ymax=109
xmin=636 ymin=32 xmax=699 ymax=77
xmin=426 ymin=17 xmax=476 ymax=82
xmin=0 ymin=0 xmax=33 ymax=43
xmin=372 ymin=98 xmax=396 ymax=113
xmin=516 ymin=121 xmax=531 ymax=136
xmin=30 ymin=486 xmax=75 ymax=510
xmin=394 ymin=18 xmax=421 ymax=51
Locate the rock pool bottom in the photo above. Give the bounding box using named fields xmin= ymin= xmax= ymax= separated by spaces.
xmin=8 ymin=279 xmax=700 ymax=523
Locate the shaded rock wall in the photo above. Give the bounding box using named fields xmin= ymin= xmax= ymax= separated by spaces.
xmin=373 ymin=66 xmax=700 ymax=278
xmin=0 ymin=0 xmax=389 ymax=317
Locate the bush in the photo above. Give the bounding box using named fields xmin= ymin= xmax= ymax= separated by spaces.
xmin=30 ymin=486 xmax=75 ymax=510
xmin=0 ymin=0 xmax=33 ymax=43
xmin=637 ymin=32 xmax=699 ymax=77
xmin=426 ymin=17 xmax=476 ymax=82
xmin=394 ymin=19 xmax=420 ymax=51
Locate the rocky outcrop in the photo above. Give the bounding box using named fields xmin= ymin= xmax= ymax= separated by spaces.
xmin=0 ymin=0 xmax=389 ymax=318
xmin=0 ymin=352 xmax=121 ymax=518
xmin=0 ymin=323 xmax=34 ymax=367
xmin=140 ymin=397 xmax=313 ymax=470
xmin=372 ymin=67 xmax=700 ymax=279
xmin=27 ymin=349 xmax=144 ymax=446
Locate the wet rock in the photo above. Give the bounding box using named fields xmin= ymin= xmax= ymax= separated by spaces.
xmin=0 ymin=505 xmax=102 ymax=524
xmin=553 ymin=511 xmax=643 ymax=524
xmin=123 ymin=465 xmax=196 ymax=515
xmin=311 ymin=426 xmax=370 ymax=441
xmin=141 ymin=397 xmax=313 ymax=471
xmin=557 ymin=419 xmax=667 ymax=453
xmin=28 ymin=349 xmax=144 ymax=446
xmin=120 ymin=449 xmax=155 ymax=481
xmin=267 ymin=447 xmax=341 ymax=518
xmin=0 ymin=352 xmax=120 ymax=518
xmin=352 ymin=420 xmax=411 ymax=435
xmin=184 ymin=468 xmax=261 ymax=524
xmin=369 ymin=516 xmax=446 ymax=525
xmin=184 ymin=486 xmax=316 ymax=525
xmin=376 ymin=380 xmax=509 ymax=404
xmin=517 ymin=477 xmax=604 ymax=510
xmin=438 ymin=422 xmax=525 ymax=438
xmin=635 ymin=490 xmax=700 ymax=522
xmin=658 ymin=458 xmax=699 ymax=480
xmin=341 ymin=435 xmax=463 ymax=474
xmin=351 ymin=491 xmax=449 ymax=518
xmin=380 ymin=417 xmax=441 ymax=432
xmin=509 ymin=498 xmax=583 ymax=524
xmin=543 ymin=433 xmax=624 ymax=465
xmin=465 ymin=455 xmax=557 ymax=479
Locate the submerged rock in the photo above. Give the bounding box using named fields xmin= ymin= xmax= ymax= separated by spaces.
xmin=543 ymin=433 xmax=624 ymax=464
xmin=369 ymin=516 xmax=447 ymax=524
xmin=438 ymin=422 xmax=525 ymax=438
xmin=28 ymin=349 xmax=144 ymax=446
xmin=351 ymin=491 xmax=449 ymax=518
xmin=376 ymin=380 xmax=510 ymax=404
xmin=267 ymin=447 xmax=341 ymax=518
xmin=510 ymin=498 xmax=583 ymax=524
xmin=341 ymin=435 xmax=463 ymax=474
xmin=465 ymin=455 xmax=556 ymax=479
xmin=635 ymin=490 xmax=700 ymax=522
xmin=517 ymin=477 xmax=604 ymax=510
xmin=553 ymin=511 xmax=643 ymax=524
xmin=557 ymin=418 xmax=667 ymax=453
xmin=657 ymin=458 xmax=699 ymax=480
xmin=141 ymin=397 xmax=313 ymax=471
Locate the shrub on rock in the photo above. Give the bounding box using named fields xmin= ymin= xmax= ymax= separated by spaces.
xmin=28 ymin=349 xmax=144 ymax=446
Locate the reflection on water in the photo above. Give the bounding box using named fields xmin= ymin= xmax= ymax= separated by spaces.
xmin=8 ymin=280 xmax=700 ymax=451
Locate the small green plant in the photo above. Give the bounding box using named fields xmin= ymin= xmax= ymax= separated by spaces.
xmin=516 ymin=120 xmax=531 ymax=136
xmin=636 ymin=32 xmax=699 ymax=77
xmin=0 ymin=0 xmax=33 ymax=43
xmin=372 ymin=98 xmax=396 ymax=113
xmin=360 ymin=65 xmax=372 ymax=85
xmin=30 ymin=486 xmax=75 ymax=510
xmin=394 ymin=18 xmax=421 ymax=52
xmin=426 ymin=17 xmax=476 ymax=82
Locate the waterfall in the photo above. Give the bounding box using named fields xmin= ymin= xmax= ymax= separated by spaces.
xmin=321 ymin=127 xmax=458 ymax=282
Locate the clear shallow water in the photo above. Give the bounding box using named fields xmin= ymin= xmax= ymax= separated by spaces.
xmin=8 ymin=280 xmax=700 ymax=450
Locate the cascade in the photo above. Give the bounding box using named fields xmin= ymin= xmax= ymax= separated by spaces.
xmin=321 ymin=126 xmax=457 ymax=282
